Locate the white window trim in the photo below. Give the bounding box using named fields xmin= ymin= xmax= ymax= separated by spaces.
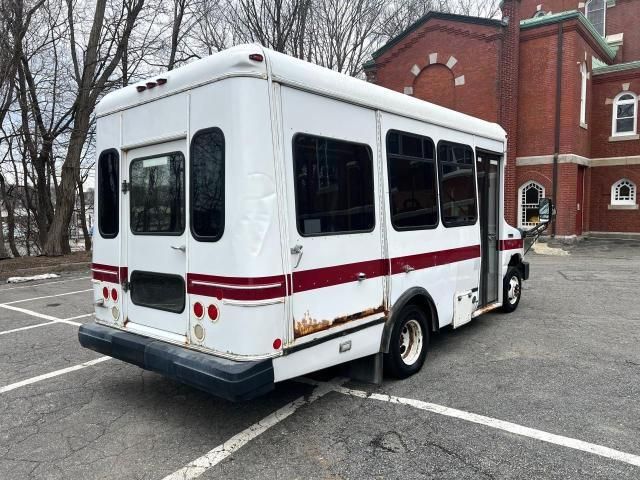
xmin=585 ymin=0 xmax=606 ymax=36
xmin=610 ymin=178 xmax=636 ymax=205
xmin=579 ymin=62 xmax=588 ymax=127
xmin=518 ymin=181 xmax=545 ymax=228
xmin=611 ymin=91 xmax=638 ymax=137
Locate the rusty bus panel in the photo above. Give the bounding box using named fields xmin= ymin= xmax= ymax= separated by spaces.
xmin=294 ymin=305 xmax=386 ymax=338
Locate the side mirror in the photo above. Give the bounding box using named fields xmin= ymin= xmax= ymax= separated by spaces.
xmin=538 ymin=197 xmax=556 ymax=223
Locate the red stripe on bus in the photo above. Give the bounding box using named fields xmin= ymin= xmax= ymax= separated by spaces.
xmin=91 ymin=263 xmax=128 ymax=283
xmin=187 ymin=273 xmax=287 ymax=301
xmin=390 ymin=244 xmax=480 ymax=275
xmin=93 ymin=244 xmax=482 ymax=301
xmin=499 ymin=239 xmax=524 ymax=251
xmin=291 ymin=259 xmax=388 ymax=293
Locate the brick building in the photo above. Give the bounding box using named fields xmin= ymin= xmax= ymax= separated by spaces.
xmin=364 ymin=0 xmax=640 ymax=237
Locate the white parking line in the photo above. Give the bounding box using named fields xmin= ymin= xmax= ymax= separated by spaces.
xmin=0 ymin=304 xmax=93 ymax=330
xmin=0 ymin=276 xmax=91 ymax=291
xmin=0 ymin=321 xmax=57 ymax=336
xmin=0 ymin=356 xmax=111 ymax=394
xmin=3 ymin=288 xmax=93 ymax=305
xmin=163 ymin=381 xmax=341 ymax=480
xmin=334 ymin=385 xmax=640 ymax=469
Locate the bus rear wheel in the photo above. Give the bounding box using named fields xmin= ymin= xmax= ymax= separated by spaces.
xmin=384 ymin=305 xmax=429 ymax=379
xmin=501 ymin=267 xmax=522 ymax=313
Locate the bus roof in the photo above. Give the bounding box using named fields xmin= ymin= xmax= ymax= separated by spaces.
xmin=96 ymin=44 xmax=506 ymax=142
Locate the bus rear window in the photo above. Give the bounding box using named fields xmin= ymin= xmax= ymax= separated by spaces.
xmin=293 ymin=134 xmax=375 ymax=236
xmin=98 ymin=149 xmax=119 ymax=238
xmin=130 ymin=152 xmax=185 ymax=234
xmin=190 ymin=128 xmax=225 ymax=241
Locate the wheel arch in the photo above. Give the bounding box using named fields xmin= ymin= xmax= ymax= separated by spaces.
xmin=380 ymin=287 xmax=439 ymax=353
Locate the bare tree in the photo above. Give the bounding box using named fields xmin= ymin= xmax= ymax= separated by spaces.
xmin=230 ymin=0 xmax=312 ymax=54
xmin=44 ymin=0 xmax=146 ymax=255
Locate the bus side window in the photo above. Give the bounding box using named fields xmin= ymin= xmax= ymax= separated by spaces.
xmin=386 ymin=130 xmax=438 ymax=230
xmin=292 ymin=134 xmax=375 ymax=236
xmin=98 ymin=149 xmax=120 ymax=238
xmin=437 ymin=142 xmax=477 ymax=227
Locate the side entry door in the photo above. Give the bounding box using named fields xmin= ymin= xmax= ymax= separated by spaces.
xmin=281 ymin=86 xmax=385 ymax=342
xmin=476 ymin=151 xmax=501 ymax=307
xmin=124 ymin=139 xmax=189 ymax=340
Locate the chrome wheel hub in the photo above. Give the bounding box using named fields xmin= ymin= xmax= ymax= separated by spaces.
xmin=507 ymin=276 xmax=520 ymax=304
xmin=399 ymin=319 xmax=423 ymax=366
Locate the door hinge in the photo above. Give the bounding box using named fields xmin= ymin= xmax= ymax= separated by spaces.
xmin=121 ymin=180 xmax=129 ymax=194
xmin=122 ymin=281 xmax=131 ymax=293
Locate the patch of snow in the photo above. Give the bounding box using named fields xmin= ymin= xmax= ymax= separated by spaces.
xmin=6 ymin=273 xmax=61 ymax=284
xmin=532 ymin=242 xmax=569 ymax=256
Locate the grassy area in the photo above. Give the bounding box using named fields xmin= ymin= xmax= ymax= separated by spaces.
xmin=0 ymin=251 xmax=91 ymax=281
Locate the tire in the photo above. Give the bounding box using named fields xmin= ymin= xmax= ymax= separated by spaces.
xmin=501 ymin=266 xmax=522 ymax=313
xmin=384 ymin=305 xmax=429 ymax=379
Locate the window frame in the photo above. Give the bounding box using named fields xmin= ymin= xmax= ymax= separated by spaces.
xmin=436 ymin=140 xmax=478 ymax=228
xmin=518 ymin=181 xmax=545 ymax=228
xmin=585 ymin=0 xmax=606 ymax=36
xmin=129 ymin=151 xmax=186 ymax=236
xmin=97 ymin=148 xmax=120 ymax=239
xmin=385 ymin=129 xmax=439 ymax=232
xmin=611 ymin=92 xmax=638 ymax=137
xmin=579 ymin=62 xmax=588 ymax=127
xmin=610 ymin=178 xmax=637 ymax=206
xmin=189 ymin=127 xmax=225 ymax=242
xmin=291 ymin=132 xmax=376 ymax=238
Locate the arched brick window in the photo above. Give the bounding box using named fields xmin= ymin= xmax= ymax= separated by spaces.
xmin=611 ymin=179 xmax=636 ymax=206
xmin=612 ymin=92 xmax=637 ymax=136
xmin=518 ymin=181 xmax=544 ymax=228
xmin=585 ymin=0 xmax=606 ymax=36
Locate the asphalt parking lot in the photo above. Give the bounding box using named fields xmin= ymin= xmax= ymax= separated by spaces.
xmin=1 ymin=238 xmax=639 ymax=479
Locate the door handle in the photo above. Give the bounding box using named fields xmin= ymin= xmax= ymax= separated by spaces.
xmin=357 ymin=272 xmax=367 ymax=281
xmin=290 ymin=244 xmax=303 ymax=268
xmin=170 ymin=244 xmax=186 ymax=252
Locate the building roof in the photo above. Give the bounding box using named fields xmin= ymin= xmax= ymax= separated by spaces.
xmin=96 ymin=44 xmax=506 ymax=142
xmin=592 ymin=60 xmax=640 ymax=76
xmin=520 ymin=10 xmax=616 ymax=61
xmin=364 ymin=12 xmax=504 ymax=68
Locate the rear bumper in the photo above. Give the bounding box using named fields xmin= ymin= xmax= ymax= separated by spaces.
xmin=78 ymin=323 xmax=274 ymax=401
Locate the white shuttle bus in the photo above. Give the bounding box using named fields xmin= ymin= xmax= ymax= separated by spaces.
xmin=80 ymin=44 xmax=535 ymax=401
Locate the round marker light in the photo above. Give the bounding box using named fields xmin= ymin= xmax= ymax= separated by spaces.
xmin=146 ymin=81 xmax=157 ymax=89
xmin=273 ymin=338 xmax=282 ymax=350
xmin=207 ymin=304 xmax=219 ymax=321
xmin=111 ymin=288 xmax=118 ymax=302
xmin=102 ymin=286 xmax=109 ymax=299
xmin=249 ymin=53 xmax=264 ymax=62
xmin=136 ymin=85 xmax=146 ymax=92
xmin=194 ymin=324 xmax=205 ymax=341
xmin=193 ymin=302 xmax=204 ymax=319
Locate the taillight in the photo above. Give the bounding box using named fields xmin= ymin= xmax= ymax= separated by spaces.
xmin=193 ymin=302 xmax=204 ymax=318
xmin=249 ymin=53 xmax=264 ymax=62
xmin=111 ymin=288 xmax=118 ymax=302
xmin=102 ymin=287 xmax=109 ymax=299
xmin=207 ymin=304 xmax=219 ymax=321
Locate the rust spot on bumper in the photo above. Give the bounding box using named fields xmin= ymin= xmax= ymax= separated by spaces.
xmin=294 ymin=305 xmax=386 ymax=338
